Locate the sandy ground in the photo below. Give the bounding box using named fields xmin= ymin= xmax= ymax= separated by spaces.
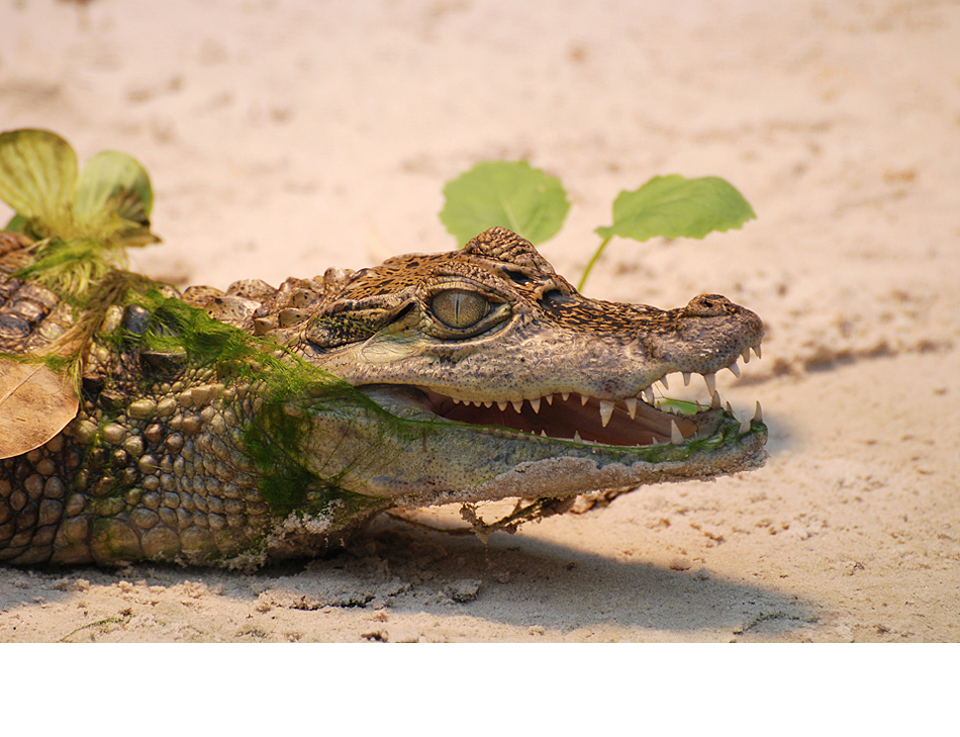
xmin=0 ymin=0 xmax=957 ymax=643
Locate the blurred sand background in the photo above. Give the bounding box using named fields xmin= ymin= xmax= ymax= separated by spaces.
xmin=0 ymin=0 xmax=958 ymax=642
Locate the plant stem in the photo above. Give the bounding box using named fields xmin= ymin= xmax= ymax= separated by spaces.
xmin=576 ymin=235 xmax=612 ymax=292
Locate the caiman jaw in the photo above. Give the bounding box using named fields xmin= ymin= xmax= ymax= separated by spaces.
xmin=358 ymin=340 xmax=763 ymax=447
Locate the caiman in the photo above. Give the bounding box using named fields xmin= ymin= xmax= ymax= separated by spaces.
xmin=0 ymin=225 xmax=766 ymax=568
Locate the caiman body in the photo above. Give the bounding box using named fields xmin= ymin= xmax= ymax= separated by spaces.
xmin=0 ymin=227 xmax=766 ymax=568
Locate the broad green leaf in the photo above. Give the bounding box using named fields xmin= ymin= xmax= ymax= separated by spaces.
xmin=595 ymin=175 xmax=755 ymax=241
xmin=0 ymin=358 xmax=79 ymax=459
xmin=74 ymin=150 xmax=156 ymax=244
xmin=440 ymin=161 xmax=570 ymax=246
xmin=75 ymin=150 xmax=153 ymax=224
xmin=0 ymin=129 xmax=78 ymax=232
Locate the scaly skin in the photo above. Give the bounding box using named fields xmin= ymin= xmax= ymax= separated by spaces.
xmin=0 ymin=227 xmax=766 ymax=568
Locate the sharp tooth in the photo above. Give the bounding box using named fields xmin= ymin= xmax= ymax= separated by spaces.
xmin=660 ymin=375 xmax=669 ymax=390
xmin=725 ymin=401 xmax=733 ymax=413
xmin=695 ymin=400 xmax=703 ymax=412
xmin=561 ymin=392 xmax=570 ymax=402
xmin=512 ymin=400 xmax=523 ymax=413
xmin=670 ymin=419 xmax=683 ymax=444
xmin=625 ymin=397 xmax=638 ymax=419
xmin=580 ymin=394 xmax=589 ymax=406
xmin=703 ymin=372 xmax=717 ymax=395
xmin=753 ymin=342 xmax=762 ymax=360
xmin=643 ymin=387 xmax=655 ymax=403
xmin=529 ymin=397 xmax=541 ymax=413
xmin=599 ymin=400 xmax=614 ymax=427
xmin=728 ymin=361 xmax=741 ymax=379
xmin=497 ymin=401 xmax=508 ymax=411
xmin=451 ymin=397 xmax=460 ymax=405
xmin=473 ymin=400 xmax=483 ymax=407
xmin=754 ymin=401 xmax=763 ymax=422
xmin=540 ymin=430 xmax=548 ymax=437
xmin=711 ymin=391 xmax=721 ymax=409
xmin=483 ymin=401 xmax=493 ymax=408
xmin=741 ymin=347 xmax=751 ymax=364
xmin=739 ymin=412 xmax=751 ymax=434
xmin=573 ymin=431 xmax=582 ymax=443
xmin=683 ymin=372 xmax=691 ymax=386
xmin=655 ymin=400 xmax=662 ymax=410
xmin=544 ymin=394 xmax=554 ymax=405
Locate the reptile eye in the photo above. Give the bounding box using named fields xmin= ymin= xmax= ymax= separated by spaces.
xmin=431 ymin=289 xmax=490 ymax=329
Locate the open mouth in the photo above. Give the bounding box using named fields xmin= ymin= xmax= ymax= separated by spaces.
xmin=417 ymin=387 xmax=704 ymax=445
xmin=358 ymin=358 xmax=762 ymax=449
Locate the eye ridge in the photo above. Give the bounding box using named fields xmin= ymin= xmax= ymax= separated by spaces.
xmin=431 ymin=288 xmax=490 ymax=329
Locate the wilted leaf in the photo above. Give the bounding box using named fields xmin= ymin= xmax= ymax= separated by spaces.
xmin=74 ymin=150 xmax=155 ymax=238
xmin=595 ymin=175 xmax=755 ymax=242
xmin=0 ymin=358 xmax=79 ymax=459
xmin=440 ymin=161 xmax=570 ymax=246
xmin=0 ymin=129 xmax=78 ymax=232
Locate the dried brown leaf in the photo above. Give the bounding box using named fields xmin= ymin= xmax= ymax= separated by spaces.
xmin=0 ymin=358 xmax=79 ymax=459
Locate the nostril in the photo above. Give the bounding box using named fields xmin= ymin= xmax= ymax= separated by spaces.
xmin=541 ymin=289 xmax=574 ymax=308
xmin=504 ymin=269 xmax=533 ymax=285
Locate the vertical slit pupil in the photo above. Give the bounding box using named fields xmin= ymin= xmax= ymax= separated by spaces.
xmin=432 ymin=289 xmax=489 ymax=328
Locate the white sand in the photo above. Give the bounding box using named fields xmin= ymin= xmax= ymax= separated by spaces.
xmin=0 ymin=0 xmax=957 ymax=642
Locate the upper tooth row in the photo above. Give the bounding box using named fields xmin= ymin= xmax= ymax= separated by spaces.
xmin=452 ymin=390 xmax=761 ymax=432
xmin=448 ymin=341 xmax=762 ymax=428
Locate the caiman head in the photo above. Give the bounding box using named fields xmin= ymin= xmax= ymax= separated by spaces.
xmin=231 ymin=227 xmax=767 ymax=506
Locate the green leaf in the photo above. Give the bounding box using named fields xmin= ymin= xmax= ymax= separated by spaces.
xmin=0 ymin=129 xmax=78 ymax=233
xmin=595 ymin=175 xmax=755 ymax=241
xmin=75 ymin=150 xmax=154 ymax=224
xmin=440 ymin=161 xmax=570 ymax=246
xmin=74 ymin=150 xmax=157 ymax=245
